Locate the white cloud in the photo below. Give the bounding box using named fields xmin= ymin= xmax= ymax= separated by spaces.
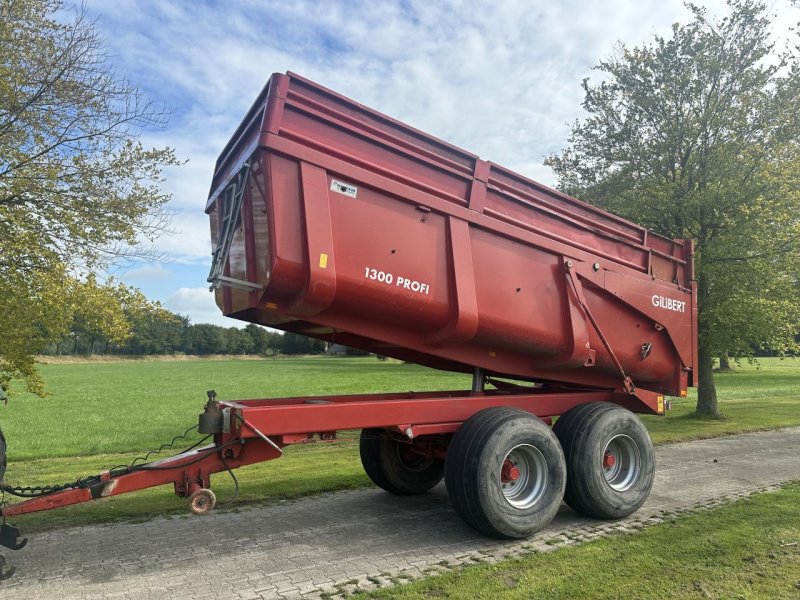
xmin=122 ymin=264 xmax=172 ymax=281
xmin=149 ymin=209 xmax=212 ymax=263
xmin=164 ymin=287 xmax=246 ymax=328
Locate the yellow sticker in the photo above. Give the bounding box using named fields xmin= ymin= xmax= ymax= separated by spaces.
xmin=657 ymin=396 xmax=665 ymax=413
xmin=488 ymin=351 xmax=496 ymax=358
xmin=319 ymin=253 xmax=329 ymax=269
xmin=265 ymin=302 xmax=278 ymax=309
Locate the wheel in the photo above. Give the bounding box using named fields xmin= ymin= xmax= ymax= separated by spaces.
xmin=359 ymin=429 xmax=444 ymax=495
xmin=444 ymin=408 xmax=566 ymax=539
xmin=553 ymin=402 xmax=655 ymax=519
xmin=188 ymin=488 xmax=216 ymax=515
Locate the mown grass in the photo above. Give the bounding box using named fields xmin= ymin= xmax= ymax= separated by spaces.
xmin=2 ymin=356 xmax=799 ymax=533
xmin=4 ymin=357 xmax=470 ymax=460
xmin=641 ymin=357 xmax=800 ymax=443
xmin=354 ymin=482 xmax=800 ymax=600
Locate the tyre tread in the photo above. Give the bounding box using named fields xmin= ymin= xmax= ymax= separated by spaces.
xmin=445 ymin=407 xmax=566 ymax=538
xmin=554 ymin=402 xmax=654 ymax=519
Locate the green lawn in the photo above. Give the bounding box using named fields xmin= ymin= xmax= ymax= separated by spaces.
xmin=2 ymin=356 xmax=799 ymax=533
xmin=641 ymin=357 xmax=800 ymax=443
xmin=354 ymin=483 xmax=800 ymax=600
xmin=3 ymin=356 xmax=470 ymax=460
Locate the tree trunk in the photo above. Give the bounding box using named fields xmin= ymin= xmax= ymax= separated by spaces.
xmin=696 ymin=343 xmax=720 ymax=417
xmin=718 ymin=353 xmax=732 ymax=371
xmin=694 ymin=249 xmax=720 ymax=418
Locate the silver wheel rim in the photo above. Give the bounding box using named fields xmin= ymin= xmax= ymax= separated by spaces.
xmin=500 ymin=444 xmax=548 ymax=509
xmin=602 ymin=434 xmax=641 ymax=491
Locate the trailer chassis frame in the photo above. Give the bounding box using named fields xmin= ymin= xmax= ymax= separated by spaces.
xmin=1 ymin=386 xmax=660 ymax=524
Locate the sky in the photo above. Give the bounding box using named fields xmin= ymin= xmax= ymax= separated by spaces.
xmin=82 ymin=0 xmax=798 ymax=327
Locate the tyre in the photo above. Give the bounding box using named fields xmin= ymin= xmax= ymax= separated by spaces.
xmin=444 ymin=407 xmax=566 ymax=539
xmin=553 ymin=402 xmax=655 ymax=519
xmin=359 ymin=428 xmax=444 ymax=495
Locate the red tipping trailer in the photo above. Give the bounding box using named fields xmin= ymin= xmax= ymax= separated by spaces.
xmin=207 ymin=72 xmax=696 ymax=401
xmin=0 ymin=73 xmax=697 ymax=554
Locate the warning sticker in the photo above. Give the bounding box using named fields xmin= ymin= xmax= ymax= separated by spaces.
xmin=330 ymin=179 xmax=358 ymax=198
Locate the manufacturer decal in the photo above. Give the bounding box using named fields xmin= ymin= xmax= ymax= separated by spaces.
xmin=652 ymin=294 xmax=686 ymax=313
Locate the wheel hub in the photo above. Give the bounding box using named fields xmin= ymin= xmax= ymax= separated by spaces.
xmin=500 ymin=460 xmax=521 ymax=483
xmin=603 ymin=452 xmax=616 ymax=469
xmin=396 ymin=443 xmax=436 ymax=473
xmin=499 ymin=444 xmax=548 ymax=509
xmin=602 ymin=434 xmax=641 ymax=492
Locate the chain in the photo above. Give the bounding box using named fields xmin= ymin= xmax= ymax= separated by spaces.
xmin=1 ymin=423 xmax=208 ymax=498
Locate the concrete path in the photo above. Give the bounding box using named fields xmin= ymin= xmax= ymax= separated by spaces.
xmin=1 ymin=427 xmax=798 ymax=600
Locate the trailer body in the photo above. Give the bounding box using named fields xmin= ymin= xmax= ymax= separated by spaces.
xmin=206 ymin=72 xmax=697 ymax=403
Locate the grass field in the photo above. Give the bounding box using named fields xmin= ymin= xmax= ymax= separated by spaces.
xmin=2 ymin=356 xmax=799 ymax=533
xmin=4 ymin=357 xmax=470 ymax=459
xmin=354 ymin=483 xmax=800 ymax=600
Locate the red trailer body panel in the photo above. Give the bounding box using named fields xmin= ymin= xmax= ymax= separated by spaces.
xmin=206 ymin=72 xmax=697 ymax=399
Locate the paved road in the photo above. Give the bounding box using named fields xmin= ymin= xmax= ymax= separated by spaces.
xmin=1 ymin=427 xmax=799 ymax=600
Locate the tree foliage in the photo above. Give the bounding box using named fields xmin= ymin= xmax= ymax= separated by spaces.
xmin=118 ymin=301 xmax=186 ymax=356
xmin=277 ymin=332 xmax=326 ymax=356
xmin=40 ymin=308 xmax=322 ymax=358
xmin=0 ymin=1 xmax=180 ymax=394
xmin=244 ymin=324 xmax=272 ymax=355
xmin=65 ymin=285 xmax=184 ymax=356
xmin=545 ymin=0 xmax=800 ymax=415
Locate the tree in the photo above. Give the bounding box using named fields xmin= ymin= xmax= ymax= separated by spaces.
xmin=245 ymin=324 xmax=272 ymax=355
xmin=65 ymin=275 xmax=133 ymax=355
xmin=545 ymin=0 xmax=800 ymax=417
xmin=0 ymin=1 xmax=179 ymax=393
xmin=225 ymin=328 xmax=255 ymax=355
xmin=278 ymin=333 xmax=325 ymax=356
xmin=119 ymin=295 xmax=185 ymax=355
xmin=183 ymin=324 xmax=230 ymax=356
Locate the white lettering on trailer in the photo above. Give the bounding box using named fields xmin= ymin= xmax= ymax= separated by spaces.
xmin=364 ymin=267 xmax=430 ymax=295
xmin=651 ymin=294 xmax=686 ymax=313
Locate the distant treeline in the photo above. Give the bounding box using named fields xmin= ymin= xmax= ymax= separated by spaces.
xmin=39 ymin=306 xmax=335 ymax=357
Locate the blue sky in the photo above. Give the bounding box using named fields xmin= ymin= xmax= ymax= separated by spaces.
xmin=83 ymin=0 xmax=798 ymax=327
